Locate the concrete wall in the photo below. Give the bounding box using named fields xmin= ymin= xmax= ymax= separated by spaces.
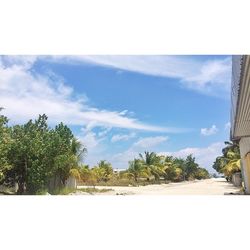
xmin=65 ymin=176 xmax=77 ymax=189
xmin=48 ymin=175 xmax=77 ymax=193
xmin=231 ymin=172 xmax=242 ymax=187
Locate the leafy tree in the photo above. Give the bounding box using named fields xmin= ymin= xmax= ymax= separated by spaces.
xmin=213 ymin=156 xmax=227 ymax=174
xmin=194 ymin=167 xmax=209 ymax=180
xmin=1 ymin=114 xmax=86 ymax=194
xmin=184 ymin=154 xmax=199 ymax=180
xmin=48 ymin=122 xmax=86 ymax=189
xmin=0 ymin=108 xmax=11 ymax=183
xmin=3 ymin=115 xmax=51 ymax=194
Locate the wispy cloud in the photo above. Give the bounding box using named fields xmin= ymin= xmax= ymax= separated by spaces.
xmin=111 ymin=132 xmax=136 ymax=143
xmin=201 ymin=125 xmax=218 ymax=136
xmin=0 ymin=55 xmax=184 ymax=133
xmin=133 ymin=136 xmax=168 ymax=149
xmin=44 ymin=55 xmax=231 ymax=97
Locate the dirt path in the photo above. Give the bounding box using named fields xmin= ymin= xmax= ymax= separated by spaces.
xmin=77 ymin=178 xmax=241 ymax=195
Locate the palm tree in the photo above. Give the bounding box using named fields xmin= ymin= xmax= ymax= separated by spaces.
xmin=139 ymin=151 xmax=163 ymax=181
xmin=71 ymin=138 xmax=87 ymax=163
xmin=213 ymin=141 xmax=241 ymax=181
xmin=128 ymin=159 xmax=147 ymax=182
xmin=139 ymin=151 xmax=159 ymax=165
xmin=97 ymin=160 xmax=113 ymax=182
xmin=68 ymin=138 xmax=87 ymax=187
xmin=222 ymin=149 xmax=241 ymax=180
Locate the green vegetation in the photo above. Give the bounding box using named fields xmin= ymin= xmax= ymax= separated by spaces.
xmin=0 ymin=110 xmax=86 ymax=194
xmin=79 ymin=151 xmax=209 ymax=186
xmin=213 ymin=141 xmax=241 ymax=181
xmin=0 ymin=110 xmax=210 ymax=194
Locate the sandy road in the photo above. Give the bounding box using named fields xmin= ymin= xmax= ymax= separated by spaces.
xmin=77 ymin=178 xmax=241 ymax=195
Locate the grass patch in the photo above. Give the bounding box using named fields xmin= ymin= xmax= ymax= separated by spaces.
xmin=50 ymin=187 xmax=76 ymax=195
xmin=35 ymin=187 xmax=113 ymax=195
xmin=77 ymin=179 xmax=171 ymax=187
xmin=77 ymin=187 xmax=113 ymax=194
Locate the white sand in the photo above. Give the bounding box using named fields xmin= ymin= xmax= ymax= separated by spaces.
xmin=77 ymin=178 xmax=241 ymax=195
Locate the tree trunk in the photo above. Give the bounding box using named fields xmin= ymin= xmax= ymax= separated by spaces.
xmin=17 ymin=181 xmax=25 ymax=195
xmin=17 ymin=158 xmax=28 ymax=194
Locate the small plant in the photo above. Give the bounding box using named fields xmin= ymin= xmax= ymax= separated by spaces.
xmin=35 ymin=189 xmax=49 ymax=195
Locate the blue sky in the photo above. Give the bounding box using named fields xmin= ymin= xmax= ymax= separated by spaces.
xmin=0 ymin=55 xmax=232 ymax=173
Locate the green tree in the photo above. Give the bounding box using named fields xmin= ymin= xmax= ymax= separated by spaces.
xmin=213 ymin=141 xmax=241 ymax=180
xmin=139 ymin=151 xmax=160 ymax=165
xmin=172 ymin=157 xmax=186 ymax=180
xmin=184 ymin=154 xmax=199 ymax=180
xmin=48 ymin=123 xmax=86 ymax=187
xmin=194 ymin=167 xmax=209 ymax=180
xmin=1 ymin=114 xmax=86 ymax=194
xmin=0 ymin=108 xmax=11 ymax=183
xmin=97 ymin=160 xmax=113 ymax=182
xmin=128 ymin=159 xmax=147 ymax=182
xmin=139 ymin=151 xmax=163 ymax=180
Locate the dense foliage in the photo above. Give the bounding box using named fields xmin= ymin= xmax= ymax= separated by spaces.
xmin=212 ymin=141 xmax=241 ymax=181
xmin=0 ymin=108 xmax=11 ymax=183
xmin=127 ymin=152 xmax=209 ymax=182
xmin=0 ymin=111 xmax=85 ymax=194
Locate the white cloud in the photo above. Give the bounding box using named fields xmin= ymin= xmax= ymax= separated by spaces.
xmin=97 ymin=127 xmax=112 ymax=137
xmin=111 ymin=132 xmax=136 ymax=142
xmin=0 ymin=55 xmax=38 ymax=70
xmin=44 ymin=55 xmax=231 ymax=97
xmin=133 ymin=136 xmax=168 ymax=149
xmin=78 ymin=131 xmax=102 ymax=149
xmin=159 ymin=142 xmax=224 ymax=173
xmin=201 ymin=125 xmax=218 ymax=136
xmin=225 ymin=122 xmax=231 ymax=130
xmin=183 ymin=58 xmax=231 ymax=95
xmin=78 ymin=131 xmax=108 ymax=167
xmin=0 ymin=56 xmax=184 ymax=133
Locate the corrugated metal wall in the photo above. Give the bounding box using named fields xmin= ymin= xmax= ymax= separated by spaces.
xmin=239 ymin=137 xmax=250 ymax=157
xmin=231 ymin=55 xmax=250 ymax=138
xmin=231 ymin=55 xmax=242 ymax=138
